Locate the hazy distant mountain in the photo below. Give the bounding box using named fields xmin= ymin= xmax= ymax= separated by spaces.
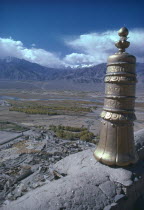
xmin=0 ymin=57 xmax=143 ymax=86
xmin=63 ymin=63 xmax=144 ymax=85
xmin=0 ymin=57 xmax=70 ymax=81
xmin=62 ymin=64 xmax=106 ymax=83
xmin=136 ymin=63 xmax=144 ymax=85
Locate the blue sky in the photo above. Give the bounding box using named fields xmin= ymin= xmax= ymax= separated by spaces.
xmin=0 ymin=0 xmax=144 ymax=67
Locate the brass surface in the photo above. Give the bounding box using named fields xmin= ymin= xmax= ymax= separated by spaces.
xmin=94 ymin=27 xmax=138 ymax=166
xmin=105 ymin=83 xmax=135 ymax=96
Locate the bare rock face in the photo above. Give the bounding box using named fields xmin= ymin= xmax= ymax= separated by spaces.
xmin=1 ymin=129 xmax=144 ymax=210
xmin=134 ymin=129 xmax=144 ymax=160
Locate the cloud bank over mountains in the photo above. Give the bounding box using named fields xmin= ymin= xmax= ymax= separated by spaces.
xmin=0 ymin=38 xmax=63 ymax=68
xmin=0 ymin=29 xmax=143 ymax=68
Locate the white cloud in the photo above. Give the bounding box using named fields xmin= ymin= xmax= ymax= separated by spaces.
xmin=128 ymin=29 xmax=144 ymax=63
xmin=0 ymin=38 xmax=24 ymax=58
xmin=22 ymin=48 xmax=63 ymax=68
xmin=31 ymin=43 xmax=36 ymax=47
xmin=65 ymin=29 xmax=144 ymax=66
xmin=0 ymin=37 xmax=63 ymax=68
xmin=64 ymin=53 xmax=96 ymax=67
xmin=0 ymin=28 xmax=143 ymax=68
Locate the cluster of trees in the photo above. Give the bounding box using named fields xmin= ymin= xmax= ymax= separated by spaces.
xmin=9 ymin=102 xmax=92 ymax=115
xmin=51 ymin=106 xmax=92 ymax=112
xmin=49 ymin=125 xmax=95 ymax=142
xmin=9 ymin=97 xmax=92 ymax=115
xmin=49 ymin=125 xmax=88 ymax=132
xmin=0 ymin=121 xmax=27 ymax=132
xmin=9 ymin=107 xmax=58 ymax=115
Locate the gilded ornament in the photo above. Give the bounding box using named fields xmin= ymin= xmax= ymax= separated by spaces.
xmin=94 ymin=27 xmax=138 ymax=166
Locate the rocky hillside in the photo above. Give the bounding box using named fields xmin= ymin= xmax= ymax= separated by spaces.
xmin=62 ymin=63 xmax=106 ymax=83
xmin=0 ymin=128 xmax=95 ymax=206
xmin=0 ymin=57 xmax=143 ymax=85
xmin=136 ymin=63 xmax=144 ymax=85
xmin=0 ymin=57 xmax=69 ymax=81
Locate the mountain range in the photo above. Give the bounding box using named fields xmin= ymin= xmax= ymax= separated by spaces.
xmin=0 ymin=57 xmax=143 ymax=86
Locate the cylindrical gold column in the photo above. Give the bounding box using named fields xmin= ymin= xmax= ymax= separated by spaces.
xmin=94 ymin=27 xmax=138 ymax=166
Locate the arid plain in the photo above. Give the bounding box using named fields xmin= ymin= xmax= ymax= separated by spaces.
xmin=0 ymin=80 xmax=144 ymax=136
xmin=0 ymin=81 xmax=144 ymax=206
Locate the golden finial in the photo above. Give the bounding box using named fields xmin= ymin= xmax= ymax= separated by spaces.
xmin=93 ymin=27 xmax=138 ymax=166
xmin=115 ymin=27 xmax=130 ymax=53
